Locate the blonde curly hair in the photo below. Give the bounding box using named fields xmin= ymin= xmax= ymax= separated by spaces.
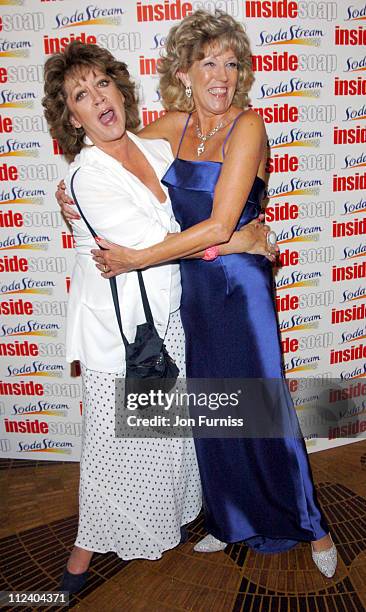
xmin=158 ymin=10 xmax=254 ymax=112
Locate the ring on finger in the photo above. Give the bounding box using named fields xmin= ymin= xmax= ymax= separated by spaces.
xmin=103 ymin=264 xmax=109 ymax=273
xmin=266 ymin=231 xmax=277 ymax=248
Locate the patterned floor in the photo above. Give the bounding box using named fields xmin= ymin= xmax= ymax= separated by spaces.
xmin=1 ymin=441 xmax=365 ymax=611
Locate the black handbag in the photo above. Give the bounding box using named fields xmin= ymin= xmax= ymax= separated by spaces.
xmin=70 ymin=169 xmax=179 ymax=405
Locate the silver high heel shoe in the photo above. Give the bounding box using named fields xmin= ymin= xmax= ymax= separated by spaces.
xmin=311 ymin=538 xmax=337 ymax=578
xmin=193 ymin=534 xmax=227 ymax=553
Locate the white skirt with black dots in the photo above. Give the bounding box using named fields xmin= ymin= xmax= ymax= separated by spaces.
xmin=75 ymin=309 xmax=202 ymax=561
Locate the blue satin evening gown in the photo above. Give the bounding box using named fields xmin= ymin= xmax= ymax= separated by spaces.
xmin=161 ymin=113 xmax=329 ymax=552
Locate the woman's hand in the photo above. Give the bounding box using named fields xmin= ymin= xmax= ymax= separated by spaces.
xmin=55 ymin=180 xmax=80 ymax=221
xmin=91 ymin=238 xmax=142 ymax=277
xmin=223 ymin=215 xmax=278 ymax=262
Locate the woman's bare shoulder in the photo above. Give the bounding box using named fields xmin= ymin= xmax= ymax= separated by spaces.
xmin=138 ymin=110 xmax=187 ymax=141
xmin=225 ymin=109 xmax=267 ymax=156
xmin=235 ymin=108 xmax=265 ymax=134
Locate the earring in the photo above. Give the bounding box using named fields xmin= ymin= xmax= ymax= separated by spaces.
xmin=185 ymin=85 xmax=192 ymax=99
xmin=70 ymin=124 xmax=82 ymax=146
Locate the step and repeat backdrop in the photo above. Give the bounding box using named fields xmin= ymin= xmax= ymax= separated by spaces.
xmin=0 ymin=0 xmax=365 ymax=460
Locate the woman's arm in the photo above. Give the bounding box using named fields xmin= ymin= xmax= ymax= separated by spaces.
xmin=187 ymin=222 xmax=276 ymax=260
xmin=94 ymin=217 xmax=276 ymax=273
xmin=92 ymin=111 xmax=268 ymax=275
xmin=55 ymin=187 xmax=275 ymax=261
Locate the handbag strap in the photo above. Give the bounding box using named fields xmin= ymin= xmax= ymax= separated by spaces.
xmin=70 ymin=168 xmax=154 ymax=349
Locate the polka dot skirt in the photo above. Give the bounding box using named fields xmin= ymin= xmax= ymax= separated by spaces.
xmin=76 ymin=309 xmax=202 ymax=560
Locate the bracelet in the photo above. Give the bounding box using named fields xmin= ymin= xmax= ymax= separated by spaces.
xmin=203 ymin=245 xmax=219 ymax=261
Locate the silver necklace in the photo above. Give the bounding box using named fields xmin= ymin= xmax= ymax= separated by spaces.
xmin=195 ymin=120 xmax=225 ymax=157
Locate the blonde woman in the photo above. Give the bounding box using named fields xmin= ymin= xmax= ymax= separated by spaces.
xmin=88 ymin=11 xmax=337 ymax=578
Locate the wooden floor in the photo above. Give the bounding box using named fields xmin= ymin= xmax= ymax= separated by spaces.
xmin=1 ymin=441 xmax=366 ymax=611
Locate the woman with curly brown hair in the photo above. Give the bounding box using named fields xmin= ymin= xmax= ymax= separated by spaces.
xmin=43 ymin=41 xmax=205 ymax=593
xmin=45 ymin=39 xmax=273 ymax=593
xmin=85 ymin=10 xmax=337 ymax=577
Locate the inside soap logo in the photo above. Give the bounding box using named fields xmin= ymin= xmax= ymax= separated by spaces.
xmin=137 ymin=1 xmax=239 ymax=22
xmin=245 ymin=1 xmax=337 ymax=21
xmin=0 ymin=40 xmax=31 ymax=59
xmin=345 ymin=4 xmax=366 ymax=21
xmin=0 ymin=12 xmax=44 ymax=33
xmin=54 ymin=6 xmax=124 ymax=29
xmin=258 ymin=25 xmax=324 ymax=47
xmin=258 ymin=78 xmax=323 ymax=100
xmin=332 ymin=170 xmax=366 ymax=193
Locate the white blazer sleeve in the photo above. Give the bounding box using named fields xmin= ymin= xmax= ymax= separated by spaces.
xmin=68 ymin=164 xmax=168 ymax=248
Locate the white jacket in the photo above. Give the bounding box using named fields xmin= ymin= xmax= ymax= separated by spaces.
xmin=65 ymin=132 xmax=181 ymax=372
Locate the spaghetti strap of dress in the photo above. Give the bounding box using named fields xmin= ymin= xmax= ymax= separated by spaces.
xmin=222 ymin=110 xmax=246 ymax=159
xmin=176 ymin=113 xmax=191 ymax=158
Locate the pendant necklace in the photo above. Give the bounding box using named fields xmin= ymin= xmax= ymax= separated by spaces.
xmin=195 ymin=120 xmax=225 ymax=157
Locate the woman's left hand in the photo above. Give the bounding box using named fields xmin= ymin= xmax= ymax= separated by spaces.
xmin=91 ymin=238 xmax=141 ymax=277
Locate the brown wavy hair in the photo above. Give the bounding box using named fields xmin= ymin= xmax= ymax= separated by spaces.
xmin=158 ymin=10 xmax=254 ymax=112
xmin=42 ymin=41 xmax=140 ymax=162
